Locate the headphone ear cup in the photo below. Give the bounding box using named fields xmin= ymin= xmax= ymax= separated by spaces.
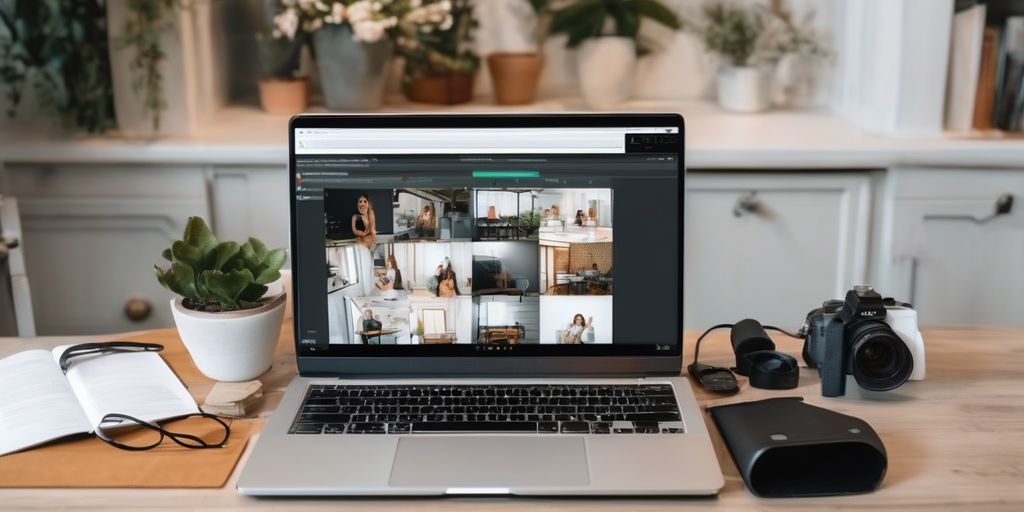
xmin=742 ymin=350 xmax=800 ymax=390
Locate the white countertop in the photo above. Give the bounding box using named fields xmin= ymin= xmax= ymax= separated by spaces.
xmin=2 ymin=98 xmax=1023 ymax=169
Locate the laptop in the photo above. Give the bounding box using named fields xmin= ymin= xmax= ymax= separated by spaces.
xmin=236 ymin=113 xmax=723 ymax=496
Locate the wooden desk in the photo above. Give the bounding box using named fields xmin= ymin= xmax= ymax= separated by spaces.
xmin=1 ymin=325 xmax=1022 ymax=510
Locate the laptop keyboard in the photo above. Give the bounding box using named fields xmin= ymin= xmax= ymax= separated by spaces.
xmin=288 ymin=384 xmax=684 ymax=435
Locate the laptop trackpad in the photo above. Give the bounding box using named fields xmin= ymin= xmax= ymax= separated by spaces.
xmin=389 ymin=437 xmax=590 ymax=488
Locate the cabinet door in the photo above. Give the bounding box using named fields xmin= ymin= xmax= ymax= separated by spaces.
xmin=879 ymin=167 xmax=1024 ymax=325
xmin=5 ymin=164 xmax=209 ymax=334
xmin=684 ymin=173 xmax=871 ymax=329
xmin=211 ymin=166 xmax=290 ymax=264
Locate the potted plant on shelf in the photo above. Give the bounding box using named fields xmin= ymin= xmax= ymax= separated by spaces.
xmin=549 ymin=0 xmax=681 ymax=109
xmin=684 ymin=2 xmax=770 ymax=112
xmin=485 ymin=0 xmax=551 ymax=105
xmin=398 ymin=0 xmax=480 ymax=105
xmin=271 ymin=0 xmax=397 ymax=110
xmin=0 ymin=1 xmax=115 ymax=133
xmin=256 ymin=26 xmax=309 ymax=114
xmin=155 ymin=217 xmax=287 ymax=382
xmin=761 ymin=0 xmax=828 ymax=108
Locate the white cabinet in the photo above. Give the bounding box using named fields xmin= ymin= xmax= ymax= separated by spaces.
xmin=210 ymin=165 xmax=290 ymax=263
xmin=684 ymin=172 xmax=872 ymax=329
xmin=4 ymin=164 xmax=209 ymax=334
xmin=876 ymin=167 xmax=1024 ymax=325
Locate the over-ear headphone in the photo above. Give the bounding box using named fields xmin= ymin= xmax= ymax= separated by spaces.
xmin=688 ymin=319 xmax=803 ymax=394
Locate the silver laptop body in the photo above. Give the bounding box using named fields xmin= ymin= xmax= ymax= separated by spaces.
xmin=237 ymin=114 xmax=723 ymax=496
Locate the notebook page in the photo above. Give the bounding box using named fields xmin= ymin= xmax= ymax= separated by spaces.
xmin=52 ymin=347 xmax=199 ymax=429
xmin=0 ymin=350 xmax=92 ymax=456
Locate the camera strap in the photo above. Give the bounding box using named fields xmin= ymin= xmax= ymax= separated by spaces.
xmin=689 ymin=321 xmax=804 ymax=394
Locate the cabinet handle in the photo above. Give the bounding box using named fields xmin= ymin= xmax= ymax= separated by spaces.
xmin=124 ymin=298 xmax=153 ymax=322
xmin=923 ymin=193 xmax=1014 ymax=223
xmin=0 ymin=236 xmax=18 ymax=263
xmin=733 ymin=192 xmax=761 ymax=217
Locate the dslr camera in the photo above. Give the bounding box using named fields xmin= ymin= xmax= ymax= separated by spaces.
xmin=802 ymin=286 xmax=925 ymax=397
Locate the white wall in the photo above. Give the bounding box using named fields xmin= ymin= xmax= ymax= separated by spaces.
xmin=539 ymin=296 xmax=614 ymax=344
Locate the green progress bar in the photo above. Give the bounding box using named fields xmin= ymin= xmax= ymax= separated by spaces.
xmin=472 ymin=170 xmax=539 ymax=178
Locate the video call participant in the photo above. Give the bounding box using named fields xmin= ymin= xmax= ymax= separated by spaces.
xmin=352 ymin=193 xmax=377 ymax=249
xmin=375 ymin=255 xmax=403 ymax=292
xmin=361 ymin=308 xmax=382 ymax=344
xmin=561 ymin=314 xmax=593 ymax=344
xmin=415 ymin=205 xmax=435 ymax=237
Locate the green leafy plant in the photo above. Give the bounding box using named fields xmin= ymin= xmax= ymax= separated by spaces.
xmin=682 ymin=2 xmax=765 ymax=66
xmin=155 ymin=217 xmax=287 ymax=312
xmin=117 ymin=0 xmax=185 ymax=133
xmin=398 ymin=0 xmax=479 ymax=83
xmin=0 ymin=0 xmax=115 ymax=133
xmin=413 ymin=319 xmax=425 ymax=338
xmin=548 ymin=0 xmax=681 ymax=50
xmin=519 ymin=210 xmax=542 ymax=230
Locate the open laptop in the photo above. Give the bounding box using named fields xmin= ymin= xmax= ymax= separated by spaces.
xmin=236 ymin=113 xmax=723 ymax=496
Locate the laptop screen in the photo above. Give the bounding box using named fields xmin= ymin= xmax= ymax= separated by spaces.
xmin=291 ymin=116 xmax=682 ymax=358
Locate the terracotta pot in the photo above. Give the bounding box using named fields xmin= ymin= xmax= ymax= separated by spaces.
xmin=487 ymin=53 xmax=543 ymax=105
xmin=405 ymin=72 xmax=476 ymax=105
xmin=258 ymin=77 xmax=309 ymax=115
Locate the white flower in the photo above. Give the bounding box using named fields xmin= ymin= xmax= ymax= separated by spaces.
xmin=347 ymin=0 xmax=373 ymax=23
xmin=273 ymin=8 xmax=300 ymax=40
xmin=325 ymin=2 xmax=346 ymax=24
xmin=352 ymin=20 xmax=386 ymax=43
xmin=438 ymin=14 xmax=453 ymax=31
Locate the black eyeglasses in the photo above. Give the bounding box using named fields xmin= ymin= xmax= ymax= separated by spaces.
xmin=95 ymin=412 xmax=231 ymax=451
xmin=59 ymin=341 xmax=164 ymax=373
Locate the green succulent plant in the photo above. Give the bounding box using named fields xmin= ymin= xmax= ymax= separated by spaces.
xmin=155 ymin=217 xmax=286 ymax=311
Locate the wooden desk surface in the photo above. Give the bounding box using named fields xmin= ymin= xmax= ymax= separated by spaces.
xmin=1 ymin=325 xmax=1022 ymax=511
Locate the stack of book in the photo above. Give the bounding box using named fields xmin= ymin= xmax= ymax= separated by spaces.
xmin=945 ymin=3 xmax=1024 ymax=133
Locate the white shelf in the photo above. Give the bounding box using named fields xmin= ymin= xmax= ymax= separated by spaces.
xmin=3 ymin=98 xmax=1024 ymax=169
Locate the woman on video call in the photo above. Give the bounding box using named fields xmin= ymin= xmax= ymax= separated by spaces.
xmin=376 ymin=254 xmax=403 ymax=292
xmin=415 ymin=204 xmax=435 ymax=236
xmin=352 ymin=193 xmax=377 ymax=249
xmin=437 ymin=260 xmax=460 ymax=297
xmin=561 ymin=313 xmax=593 ymax=344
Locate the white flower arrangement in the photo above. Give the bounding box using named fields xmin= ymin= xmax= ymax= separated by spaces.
xmin=272 ymin=0 xmax=450 ymax=44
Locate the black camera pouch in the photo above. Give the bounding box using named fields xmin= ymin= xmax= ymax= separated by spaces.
xmin=708 ymin=397 xmax=887 ymax=498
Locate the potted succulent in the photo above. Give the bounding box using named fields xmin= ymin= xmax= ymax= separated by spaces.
xmin=485 ymin=0 xmax=551 ymax=105
xmin=684 ymin=2 xmax=770 ymax=112
xmin=549 ymin=0 xmax=681 ymax=109
xmin=256 ymin=27 xmax=309 ymax=114
xmin=155 ymin=217 xmax=287 ymax=382
xmin=399 ymin=0 xmax=480 ymax=105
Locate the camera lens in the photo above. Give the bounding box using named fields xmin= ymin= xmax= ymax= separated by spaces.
xmin=849 ymin=323 xmax=913 ymax=392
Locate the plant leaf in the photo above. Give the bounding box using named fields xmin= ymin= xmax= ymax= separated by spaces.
xmin=252 ymin=248 xmax=287 ymax=284
xmin=211 ymin=241 xmax=240 ymax=271
xmin=630 ymin=0 xmax=682 ymax=30
xmin=203 ymin=268 xmax=254 ymax=309
xmin=182 ymin=217 xmax=217 ymax=252
xmin=248 ymin=237 xmax=269 ymax=259
xmin=171 ymin=240 xmax=203 ymax=269
xmin=161 ymin=248 xmax=172 ymax=261
xmin=239 ymin=283 xmax=269 ymax=302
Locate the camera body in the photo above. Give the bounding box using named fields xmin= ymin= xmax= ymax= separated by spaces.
xmin=803 ymin=286 xmax=925 ymax=397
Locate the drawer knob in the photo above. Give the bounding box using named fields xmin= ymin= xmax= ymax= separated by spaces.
xmin=124 ymin=298 xmax=153 ymax=322
xmin=733 ymin=192 xmax=761 ymax=217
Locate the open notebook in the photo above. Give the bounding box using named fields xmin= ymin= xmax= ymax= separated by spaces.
xmin=0 ymin=346 xmax=198 ymax=456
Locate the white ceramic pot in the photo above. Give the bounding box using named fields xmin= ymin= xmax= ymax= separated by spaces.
xmin=716 ymin=65 xmax=773 ymax=113
xmin=171 ymin=293 xmax=286 ymax=382
xmin=577 ymin=37 xmax=636 ymax=109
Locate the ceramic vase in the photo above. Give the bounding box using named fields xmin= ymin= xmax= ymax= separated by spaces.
xmin=577 ymin=37 xmax=636 ymax=109
xmin=717 ymin=65 xmax=773 ymax=113
xmin=312 ymin=25 xmax=393 ymax=110
xmin=171 ymin=292 xmax=286 ymax=382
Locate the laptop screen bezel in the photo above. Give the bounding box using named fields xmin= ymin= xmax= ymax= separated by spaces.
xmin=289 ymin=113 xmax=685 ymax=376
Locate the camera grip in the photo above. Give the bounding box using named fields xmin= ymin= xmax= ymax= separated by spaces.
xmin=820 ymin=318 xmax=847 ymax=397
